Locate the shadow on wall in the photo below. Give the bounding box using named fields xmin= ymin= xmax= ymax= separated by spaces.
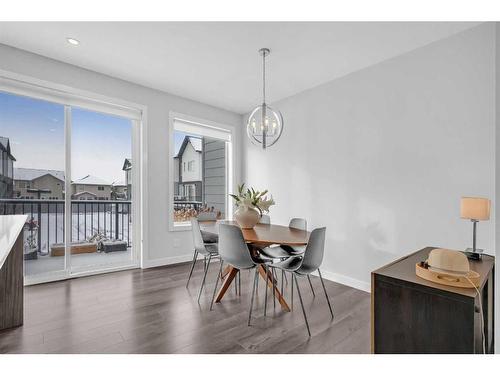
xmin=323 ymin=194 xmax=398 ymax=284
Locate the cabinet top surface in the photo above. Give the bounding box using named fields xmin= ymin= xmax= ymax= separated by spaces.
xmin=372 ymin=247 xmax=495 ymax=298
xmin=0 ymin=215 xmax=27 ymax=270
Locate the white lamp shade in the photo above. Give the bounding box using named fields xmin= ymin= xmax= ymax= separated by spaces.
xmin=460 ymin=197 xmax=491 ymax=221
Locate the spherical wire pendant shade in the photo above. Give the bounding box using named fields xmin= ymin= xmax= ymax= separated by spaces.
xmin=246 ymin=103 xmax=283 ymax=148
xmin=246 ymin=48 xmax=284 ymax=149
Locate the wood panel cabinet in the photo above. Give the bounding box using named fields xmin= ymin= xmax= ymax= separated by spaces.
xmin=371 ymin=247 xmax=494 ymax=354
xmin=0 ymin=215 xmax=26 ymax=331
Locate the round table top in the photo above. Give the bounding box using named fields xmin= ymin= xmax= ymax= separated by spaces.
xmin=200 ymin=220 xmax=309 ymax=246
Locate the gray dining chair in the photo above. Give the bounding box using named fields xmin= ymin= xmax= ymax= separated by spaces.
xmin=271 ymin=227 xmax=333 ymax=336
xmin=259 ymin=214 xmax=271 ymax=224
xmin=259 ymin=218 xmax=316 ymax=297
xmin=186 ymin=218 xmax=220 ymax=303
xmin=210 ymin=224 xmax=268 ymax=326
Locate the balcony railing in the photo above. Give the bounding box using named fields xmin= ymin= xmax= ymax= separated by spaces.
xmin=0 ymin=199 xmax=131 ymax=255
xmin=173 ymin=200 xmax=203 ymax=211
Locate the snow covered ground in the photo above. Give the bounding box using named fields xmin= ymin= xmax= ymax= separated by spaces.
xmin=25 ymin=247 xmax=133 ymax=276
xmin=19 ymin=209 xmax=133 ymax=277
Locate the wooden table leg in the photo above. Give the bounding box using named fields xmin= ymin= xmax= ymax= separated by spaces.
xmin=257 ymin=265 xmax=291 ymax=312
xmin=221 ymin=265 xmax=231 ymax=279
xmin=214 ymin=266 xmax=239 ymax=303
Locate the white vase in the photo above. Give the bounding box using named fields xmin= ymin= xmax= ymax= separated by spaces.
xmin=234 ymin=206 xmax=260 ymax=229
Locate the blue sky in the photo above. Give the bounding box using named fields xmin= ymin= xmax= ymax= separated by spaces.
xmin=0 ymin=91 xmax=131 ymax=183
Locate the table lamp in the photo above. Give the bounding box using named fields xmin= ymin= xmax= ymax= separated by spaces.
xmin=460 ymin=197 xmax=490 ymax=260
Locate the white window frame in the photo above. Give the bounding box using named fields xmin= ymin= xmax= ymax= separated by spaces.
xmin=0 ymin=69 xmax=147 ymax=284
xmin=168 ymin=112 xmax=235 ymax=231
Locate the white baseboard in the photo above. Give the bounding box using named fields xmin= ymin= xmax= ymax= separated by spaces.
xmin=142 ymin=253 xmax=219 ymax=268
xmin=315 ymin=269 xmax=371 ymax=293
xmin=142 ymin=254 xmax=193 ymax=269
xmin=141 ymin=255 xmax=371 ymax=293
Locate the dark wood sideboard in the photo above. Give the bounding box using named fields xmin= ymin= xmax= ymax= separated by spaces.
xmin=0 ymin=215 xmax=26 ymax=331
xmin=371 ymin=247 xmax=495 ymax=354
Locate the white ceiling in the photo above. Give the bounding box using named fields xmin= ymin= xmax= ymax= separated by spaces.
xmin=0 ymin=22 xmax=481 ymax=114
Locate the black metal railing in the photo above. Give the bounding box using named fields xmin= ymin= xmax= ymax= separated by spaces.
xmin=173 ymin=200 xmax=203 ymax=211
xmin=0 ymin=199 xmax=131 ymax=255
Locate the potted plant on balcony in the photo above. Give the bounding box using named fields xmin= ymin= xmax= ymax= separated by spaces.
xmin=230 ymin=183 xmax=275 ymax=229
xmin=23 ymin=218 xmax=38 ymax=260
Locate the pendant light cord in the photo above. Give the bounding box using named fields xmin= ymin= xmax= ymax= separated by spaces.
xmin=262 ymin=51 xmax=266 ymax=104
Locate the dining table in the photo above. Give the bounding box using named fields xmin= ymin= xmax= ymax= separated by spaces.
xmin=199 ymin=220 xmax=310 ymax=312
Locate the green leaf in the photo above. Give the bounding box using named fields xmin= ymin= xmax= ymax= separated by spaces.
xmin=229 ymin=194 xmax=240 ymax=202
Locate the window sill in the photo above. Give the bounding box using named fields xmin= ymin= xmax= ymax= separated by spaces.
xmin=169 ymin=222 xmax=192 ymax=232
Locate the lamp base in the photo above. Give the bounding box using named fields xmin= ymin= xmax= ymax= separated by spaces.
xmin=464 ymin=248 xmax=483 ymax=261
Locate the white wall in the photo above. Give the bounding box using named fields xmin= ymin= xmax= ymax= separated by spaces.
xmin=0 ymin=43 xmax=243 ymax=267
xmin=244 ymin=24 xmax=495 ymax=291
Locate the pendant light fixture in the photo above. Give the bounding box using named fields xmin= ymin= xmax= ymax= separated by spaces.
xmin=247 ymin=48 xmax=283 ymax=149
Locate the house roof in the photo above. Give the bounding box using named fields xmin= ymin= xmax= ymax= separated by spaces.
xmin=14 ymin=167 xmax=65 ymax=182
xmin=175 ymin=136 xmax=202 ymax=158
xmin=73 ymin=191 xmax=97 ymax=198
xmin=112 ymin=180 xmax=127 ymax=187
xmin=73 ymin=175 xmax=111 ymax=186
xmin=0 ymin=136 xmax=16 ymax=161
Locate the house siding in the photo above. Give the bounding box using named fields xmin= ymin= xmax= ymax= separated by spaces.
xmin=14 ymin=174 xmax=64 ymax=199
xmin=203 ymin=138 xmax=226 ymax=217
xmin=71 ymin=184 xmax=111 ymax=200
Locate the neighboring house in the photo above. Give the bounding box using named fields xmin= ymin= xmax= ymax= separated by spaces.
xmin=72 ymin=191 xmax=98 ymax=200
xmin=0 ymin=137 xmax=16 ymax=198
xmin=122 ymin=158 xmax=132 ymax=200
xmin=202 ymin=137 xmax=226 ymax=217
xmin=14 ymin=167 xmax=65 ymax=199
xmin=71 ymin=175 xmax=111 ymax=200
xmin=175 ymin=136 xmax=202 ymax=201
xmin=111 ymin=180 xmax=127 ymax=200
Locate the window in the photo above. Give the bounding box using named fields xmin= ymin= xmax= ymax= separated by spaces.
xmin=170 ymin=114 xmax=233 ymax=227
xmin=98 ymin=186 xmax=104 ymax=191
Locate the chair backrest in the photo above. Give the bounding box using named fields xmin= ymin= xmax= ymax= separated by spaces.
xmin=259 ymin=214 xmax=271 ymax=224
xmin=218 ymin=224 xmax=255 ymax=269
xmin=297 ymin=227 xmax=326 ymax=274
xmin=289 ymin=217 xmax=307 ymax=231
xmin=197 ymin=212 xmax=217 ymax=221
xmin=190 ymin=218 xmax=210 ymax=255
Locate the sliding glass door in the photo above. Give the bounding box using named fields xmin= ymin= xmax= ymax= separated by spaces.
xmin=70 ymin=107 xmax=134 ymax=273
xmin=0 ymin=87 xmax=140 ymax=284
xmin=0 ymin=91 xmax=67 ymax=280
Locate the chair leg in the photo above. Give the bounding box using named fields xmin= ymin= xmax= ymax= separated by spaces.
xmin=318 ymin=269 xmax=334 ymax=319
xmin=291 ymin=272 xmax=294 ymax=311
xmin=210 ymin=260 xmax=224 ymax=310
xmin=256 ymin=270 xmax=259 ymax=293
xmin=272 ymin=268 xmax=276 ymax=310
xmin=238 ymin=270 xmax=241 ymax=296
xmin=248 ymin=267 xmax=259 ymax=326
xmin=307 ymin=275 xmax=316 ymax=297
xmin=264 ymin=265 xmax=269 ymax=316
xmin=197 ymin=254 xmax=212 ymax=303
xmin=281 ymin=270 xmax=284 ymax=296
xmin=186 ymin=250 xmax=198 ymax=288
xmin=284 ymin=270 xmax=288 ymax=284
xmin=294 ymin=274 xmax=311 ymax=337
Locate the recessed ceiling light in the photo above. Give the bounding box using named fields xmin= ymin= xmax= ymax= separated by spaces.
xmin=66 ymin=38 xmax=80 ymax=46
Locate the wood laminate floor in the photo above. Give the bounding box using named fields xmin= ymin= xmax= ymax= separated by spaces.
xmin=0 ymin=260 xmax=371 ymax=354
